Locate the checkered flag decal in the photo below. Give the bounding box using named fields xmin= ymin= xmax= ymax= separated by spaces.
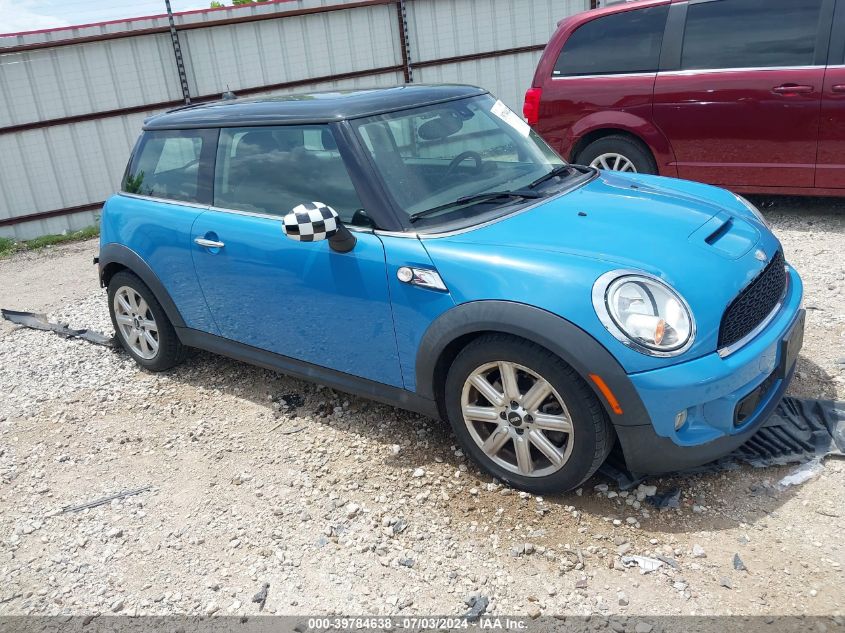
xmin=283 ymin=202 xmax=340 ymax=242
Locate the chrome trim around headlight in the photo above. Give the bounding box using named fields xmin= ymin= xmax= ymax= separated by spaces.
xmin=591 ymin=270 xmax=697 ymax=358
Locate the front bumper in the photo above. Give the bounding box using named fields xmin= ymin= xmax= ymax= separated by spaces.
xmin=615 ymin=266 xmax=804 ymax=474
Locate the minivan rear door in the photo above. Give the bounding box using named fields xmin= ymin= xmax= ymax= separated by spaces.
xmin=653 ymin=0 xmax=833 ymax=189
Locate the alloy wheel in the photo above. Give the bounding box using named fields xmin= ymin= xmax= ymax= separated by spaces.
xmin=460 ymin=361 xmax=575 ymax=478
xmin=113 ymin=286 xmax=159 ymax=360
xmin=590 ymin=152 xmax=637 ymax=173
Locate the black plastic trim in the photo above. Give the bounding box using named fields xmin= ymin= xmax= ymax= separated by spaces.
xmin=414 ymin=300 xmax=651 ymax=427
xmin=815 ymin=0 xmax=837 ymax=66
xmin=829 ymin=0 xmax=845 ymax=65
xmin=333 ymin=120 xmax=407 ymax=232
xmin=658 ymin=1 xmax=686 ymax=72
xmin=98 ymin=243 xmax=187 ymax=329
xmin=176 ymin=327 xmax=439 ymax=418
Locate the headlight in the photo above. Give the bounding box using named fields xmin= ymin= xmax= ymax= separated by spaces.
xmin=592 ymin=271 xmax=695 ymax=357
xmin=735 ymin=194 xmax=769 ymax=228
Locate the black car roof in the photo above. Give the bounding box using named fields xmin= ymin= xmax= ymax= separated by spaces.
xmin=144 ymin=84 xmax=488 ymax=130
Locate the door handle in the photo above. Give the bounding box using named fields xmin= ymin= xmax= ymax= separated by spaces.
xmin=194 ymin=237 xmax=225 ymax=249
xmin=832 ymin=84 xmax=845 ymax=94
xmin=772 ymin=84 xmax=814 ymax=95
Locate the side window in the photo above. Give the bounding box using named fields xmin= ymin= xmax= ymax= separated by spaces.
xmin=553 ymin=6 xmax=669 ymax=77
xmin=213 ymin=125 xmax=363 ymax=222
xmin=681 ymin=0 xmax=824 ymax=70
xmin=122 ymin=129 xmax=214 ymax=204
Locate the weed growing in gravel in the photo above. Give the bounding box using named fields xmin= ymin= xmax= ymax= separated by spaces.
xmin=0 ymin=225 xmax=99 ymax=258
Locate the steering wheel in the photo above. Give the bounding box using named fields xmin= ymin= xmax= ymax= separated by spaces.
xmin=445 ymin=151 xmax=484 ymax=179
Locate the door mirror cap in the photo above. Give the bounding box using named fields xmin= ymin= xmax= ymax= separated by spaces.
xmin=282 ymin=202 xmax=356 ymax=253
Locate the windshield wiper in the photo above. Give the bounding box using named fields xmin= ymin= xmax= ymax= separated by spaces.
xmin=526 ymin=164 xmax=575 ymax=189
xmin=409 ymin=189 xmax=543 ymax=223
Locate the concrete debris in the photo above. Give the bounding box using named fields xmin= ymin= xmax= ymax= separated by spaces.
xmin=251 ymin=582 xmax=270 ymax=612
xmin=620 ymin=555 xmax=664 ymax=573
xmin=464 ymin=595 xmax=489 ymax=621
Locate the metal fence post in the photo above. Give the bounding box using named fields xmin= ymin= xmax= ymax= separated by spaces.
xmin=396 ymin=0 xmax=413 ymax=83
xmin=165 ymin=0 xmax=192 ymax=104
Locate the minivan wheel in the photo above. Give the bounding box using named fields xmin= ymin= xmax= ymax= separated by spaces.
xmin=577 ymin=135 xmax=657 ymax=175
xmin=108 ymin=271 xmax=184 ymax=371
xmin=444 ymin=334 xmax=614 ymax=494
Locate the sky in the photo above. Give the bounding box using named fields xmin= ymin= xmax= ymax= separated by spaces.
xmin=0 ymin=0 xmax=211 ymax=34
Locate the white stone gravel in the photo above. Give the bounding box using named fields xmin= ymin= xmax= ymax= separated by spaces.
xmin=0 ymin=201 xmax=843 ymax=618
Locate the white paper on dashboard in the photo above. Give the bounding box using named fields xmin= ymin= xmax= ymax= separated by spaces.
xmin=490 ymin=99 xmax=531 ymax=138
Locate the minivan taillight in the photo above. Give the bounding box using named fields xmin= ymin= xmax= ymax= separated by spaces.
xmin=523 ymin=87 xmax=542 ymax=126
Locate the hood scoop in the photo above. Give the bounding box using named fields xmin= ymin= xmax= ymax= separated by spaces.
xmin=689 ymin=211 xmax=760 ymax=260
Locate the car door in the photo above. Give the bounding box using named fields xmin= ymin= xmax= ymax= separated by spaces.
xmin=817 ymin=0 xmax=845 ymax=188
xmin=653 ymin=0 xmax=833 ymax=189
xmin=190 ymin=123 xmax=403 ymax=388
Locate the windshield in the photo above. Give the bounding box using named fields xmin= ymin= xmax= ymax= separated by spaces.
xmin=351 ymin=94 xmax=569 ymax=229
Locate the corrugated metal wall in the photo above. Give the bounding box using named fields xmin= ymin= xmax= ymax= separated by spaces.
xmin=0 ymin=0 xmax=588 ymax=240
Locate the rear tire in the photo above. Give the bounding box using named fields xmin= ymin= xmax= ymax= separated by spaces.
xmin=577 ymin=135 xmax=657 ymax=175
xmin=444 ymin=334 xmax=614 ymax=494
xmin=107 ymin=270 xmax=184 ymax=372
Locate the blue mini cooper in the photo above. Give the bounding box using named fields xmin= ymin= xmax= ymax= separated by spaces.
xmin=99 ymin=85 xmax=805 ymax=493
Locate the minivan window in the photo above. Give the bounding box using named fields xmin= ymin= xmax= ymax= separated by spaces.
xmin=123 ymin=129 xmax=215 ymax=204
xmin=553 ymin=5 xmax=669 ymax=77
xmin=681 ymin=0 xmax=824 ymax=70
xmin=213 ymin=125 xmax=363 ymax=222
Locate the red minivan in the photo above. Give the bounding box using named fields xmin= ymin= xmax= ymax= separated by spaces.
xmin=525 ymin=0 xmax=845 ymax=196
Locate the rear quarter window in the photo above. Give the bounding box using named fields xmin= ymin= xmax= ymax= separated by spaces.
xmin=553 ymin=5 xmax=669 ymax=77
xmin=122 ymin=129 xmax=216 ymax=204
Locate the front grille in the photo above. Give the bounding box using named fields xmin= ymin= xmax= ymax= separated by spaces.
xmin=718 ymin=250 xmax=786 ymax=350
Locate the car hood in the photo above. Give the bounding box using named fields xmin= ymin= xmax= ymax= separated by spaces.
xmin=423 ymin=171 xmax=784 ymax=369
xmin=437 ymin=171 xmax=764 ymax=267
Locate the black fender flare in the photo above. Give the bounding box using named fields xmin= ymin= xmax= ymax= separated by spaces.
xmin=414 ymin=300 xmax=650 ymax=427
xmin=98 ymin=243 xmax=186 ymax=329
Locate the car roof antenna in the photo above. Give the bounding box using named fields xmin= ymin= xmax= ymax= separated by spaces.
xmin=222 ymin=85 xmax=236 ymax=100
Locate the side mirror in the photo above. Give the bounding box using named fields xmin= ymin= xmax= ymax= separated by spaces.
xmin=282 ymin=202 xmax=356 ymax=253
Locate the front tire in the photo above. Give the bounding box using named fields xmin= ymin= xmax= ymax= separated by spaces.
xmin=108 ymin=270 xmax=184 ymax=372
xmin=444 ymin=334 xmax=613 ymax=494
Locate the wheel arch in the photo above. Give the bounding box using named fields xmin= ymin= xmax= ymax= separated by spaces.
xmin=415 ymin=301 xmax=651 ymax=428
xmin=99 ymin=243 xmax=186 ymax=329
xmin=566 ymin=113 xmax=678 ymax=178
xmin=571 ymin=128 xmax=653 ymax=165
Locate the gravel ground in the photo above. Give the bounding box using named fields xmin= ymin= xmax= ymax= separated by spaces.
xmin=0 ymin=199 xmax=843 ymax=620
